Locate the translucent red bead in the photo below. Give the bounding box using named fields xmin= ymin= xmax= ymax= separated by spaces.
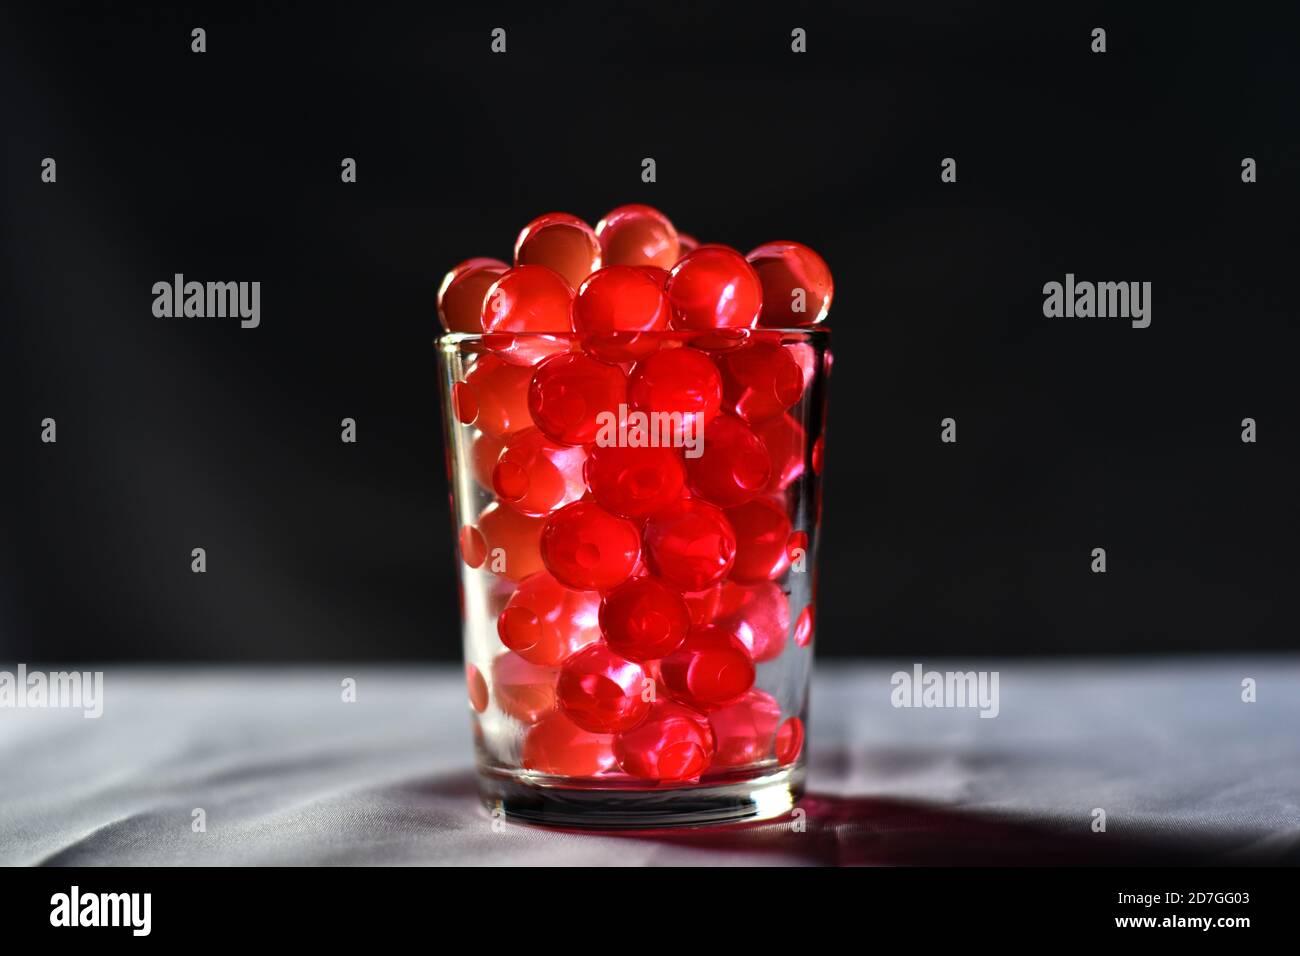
xmin=746 ymin=241 xmax=833 ymax=328
xmin=540 ymin=500 xmax=642 ymax=591
xmin=614 ymin=701 xmax=715 ymax=781
xmin=438 ymin=257 xmax=508 ymax=334
xmin=708 ymin=689 xmax=780 ymax=767
xmin=557 ymin=643 xmax=652 ymax=734
xmin=666 ymin=245 xmax=764 ymax=330
xmin=572 ymin=265 xmax=670 ymax=333
xmin=725 ymin=497 xmax=793 ymax=583
xmin=627 ymin=347 xmax=722 ymax=433
xmin=717 ymin=342 xmax=806 ymax=423
xmin=643 ymin=499 xmax=736 ymax=591
xmin=595 ymin=204 xmax=680 ymax=270
xmin=685 ymin=414 xmax=771 ymax=508
xmin=528 ymin=352 xmax=627 ymax=445
xmin=514 ymin=212 xmax=602 ymax=291
xmin=491 ymin=428 xmax=587 ymax=516
xmin=584 ymin=444 xmax=685 ymax=519
xmin=523 ymin=711 xmax=617 ymax=777
xmin=660 ymin=626 xmax=756 ymax=708
xmin=497 ymin=570 xmax=601 ymax=666
xmin=482 ymin=265 xmax=574 ymax=333
xmin=600 ymin=576 xmax=691 ymax=661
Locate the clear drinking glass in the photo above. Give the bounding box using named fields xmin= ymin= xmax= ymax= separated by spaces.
xmin=437 ymin=328 xmax=829 ymax=828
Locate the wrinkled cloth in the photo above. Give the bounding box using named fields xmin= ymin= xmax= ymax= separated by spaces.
xmin=1 ymin=659 xmax=1297 ymax=866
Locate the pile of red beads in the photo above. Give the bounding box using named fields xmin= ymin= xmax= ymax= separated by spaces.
xmin=441 ymin=204 xmax=831 ymax=785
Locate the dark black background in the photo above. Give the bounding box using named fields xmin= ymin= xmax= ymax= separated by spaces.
xmin=3 ymin=1 xmax=1297 ymax=662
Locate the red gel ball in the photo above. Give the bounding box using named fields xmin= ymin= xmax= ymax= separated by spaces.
xmin=557 ymin=643 xmax=652 ymax=734
xmin=528 ymin=352 xmax=628 ymax=446
xmin=717 ymin=342 xmax=806 ymax=423
xmin=491 ymin=428 xmax=587 ymax=517
xmin=459 ymin=524 xmax=487 ymax=569
xmin=747 ymin=241 xmax=833 ymax=327
xmin=686 ymin=414 xmax=771 ymax=507
xmin=514 ymin=212 xmax=602 ymax=291
xmin=572 ymin=265 xmax=671 ymax=333
xmin=584 ymin=444 xmax=686 ymax=519
xmin=498 ymin=570 xmax=601 ymax=666
xmin=627 ymin=347 xmax=722 ymax=439
xmin=643 ymin=499 xmax=736 ymax=591
xmin=477 ymin=501 xmax=546 ymax=581
xmin=491 ymin=652 xmax=557 ymax=724
xmin=463 ymin=354 xmax=534 ymax=438
xmin=523 ymin=711 xmax=617 ymax=777
xmin=774 ymin=716 xmax=805 ymax=764
xmin=466 ymin=662 xmax=489 ymax=713
xmin=600 ymin=576 xmax=691 ymax=661
xmin=793 ymin=604 xmax=814 ymax=648
xmin=754 ymin=413 xmax=807 ymax=492
xmin=540 ymin=501 xmax=642 ymax=591
xmin=438 ymin=257 xmax=509 ymax=334
xmin=726 ymin=497 xmax=793 ymax=582
xmin=666 ymin=245 xmax=763 ymax=330
xmin=721 ymin=582 xmax=790 ymax=663
xmin=595 ymin=203 xmax=680 ymax=270
xmin=708 ymin=689 xmax=781 ymax=767
xmin=660 ymin=626 xmax=756 ymax=708
xmin=481 ymin=265 xmax=574 ymax=333
xmin=614 ymin=701 xmax=715 ymax=781
xmin=811 ymin=435 xmax=825 ymax=475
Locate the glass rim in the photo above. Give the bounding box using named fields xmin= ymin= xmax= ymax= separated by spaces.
xmin=436 ymin=327 xmax=830 ymax=347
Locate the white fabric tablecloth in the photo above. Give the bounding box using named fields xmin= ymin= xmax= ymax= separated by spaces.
xmin=2 ymin=659 xmax=1297 ymax=865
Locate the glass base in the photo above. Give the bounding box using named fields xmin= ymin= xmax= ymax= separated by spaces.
xmin=479 ymin=765 xmax=805 ymax=830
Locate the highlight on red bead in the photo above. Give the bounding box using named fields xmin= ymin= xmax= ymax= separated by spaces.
xmin=514 ymin=212 xmax=602 ymax=291
xmin=463 ymin=353 xmax=534 ymax=438
xmin=717 ymin=341 xmax=806 ymax=423
xmin=451 ymin=381 xmax=478 ymax=425
xmin=660 ymin=626 xmax=756 ymax=708
xmin=477 ymin=501 xmax=546 ymax=581
xmin=527 ymin=352 xmax=628 ymax=446
xmin=665 ymin=245 xmax=763 ymax=330
xmin=642 ymin=499 xmax=736 ymax=591
xmin=522 ymin=711 xmax=617 ymax=777
xmin=707 ymin=689 xmax=781 ymax=767
xmin=459 ymin=525 xmax=487 ymax=568
xmin=614 ymin=701 xmax=715 ymax=781
xmin=595 ymin=203 xmax=680 ymax=270
xmin=584 ymin=444 xmax=686 ymax=519
xmin=726 ymin=497 xmax=793 ymax=583
xmin=746 ymin=241 xmax=833 ymax=327
xmin=491 ymin=428 xmax=587 ymax=517
xmin=753 ymin=412 xmax=807 ymax=492
xmin=600 ymin=576 xmax=691 ymax=661
xmin=438 ymin=257 xmax=509 ymax=334
xmin=498 ymin=570 xmax=602 ymax=666
xmin=492 ymin=652 xmax=558 ymax=724
xmin=627 ymin=347 xmax=722 ymax=436
xmin=540 ymin=500 xmax=642 ymax=591
xmin=774 ymin=715 xmax=805 ymax=764
xmin=466 ymin=662 xmax=489 ymax=713
xmin=481 ymin=265 xmax=574 ymax=333
xmin=556 ymin=643 xmax=652 ymax=734
xmin=686 ymin=414 xmax=771 ymax=508
xmin=572 ymin=266 xmax=671 ymax=333
xmin=721 ymin=582 xmax=790 ymax=663
xmin=793 ymin=605 xmax=814 ymax=648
